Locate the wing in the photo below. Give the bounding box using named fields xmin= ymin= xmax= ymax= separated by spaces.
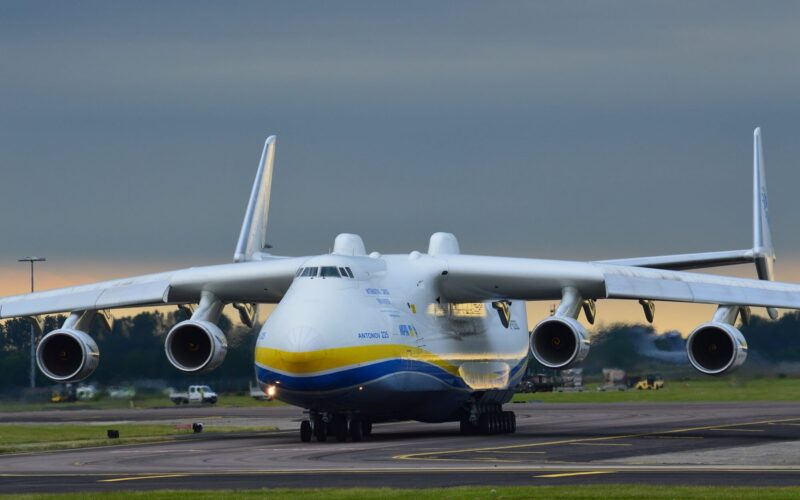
xmin=436 ymin=254 xmax=800 ymax=310
xmin=0 ymin=257 xmax=305 ymax=319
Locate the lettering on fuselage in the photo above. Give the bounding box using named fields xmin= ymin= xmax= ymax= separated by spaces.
xmin=357 ymin=331 xmax=390 ymax=340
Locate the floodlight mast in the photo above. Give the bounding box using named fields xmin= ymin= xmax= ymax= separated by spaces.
xmin=18 ymin=257 xmax=45 ymax=389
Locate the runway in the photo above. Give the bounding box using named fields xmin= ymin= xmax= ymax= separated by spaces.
xmin=2 ymin=401 xmax=800 ymax=493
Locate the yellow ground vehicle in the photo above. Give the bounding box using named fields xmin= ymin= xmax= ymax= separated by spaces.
xmin=50 ymin=384 xmax=76 ymax=403
xmin=634 ymin=374 xmax=665 ymax=390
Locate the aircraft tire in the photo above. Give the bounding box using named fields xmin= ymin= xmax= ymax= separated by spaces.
xmin=300 ymin=420 xmax=312 ymax=442
xmin=364 ymin=420 xmax=373 ymax=436
xmin=314 ymin=416 xmax=327 ymax=442
xmin=350 ymin=417 xmax=364 ymax=442
xmin=459 ymin=418 xmax=473 ymax=435
xmin=478 ymin=415 xmax=489 ymax=434
xmin=334 ymin=416 xmax=348 ymax=442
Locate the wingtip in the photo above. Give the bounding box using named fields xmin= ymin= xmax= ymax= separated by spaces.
xmin=265 ymin=135 xmax=277 ymax=146
xmin=754 ymin=127 xmax=761 ymax=138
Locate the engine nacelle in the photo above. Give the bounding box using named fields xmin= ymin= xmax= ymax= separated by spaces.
xmin=530 ymin=316 xmax=590 ymax=369
xmin=165 ymin=320 xmax=227 ymax=373
xmin=36 ymin=329 xmax=99 ymax=382
xmin=686 ymin=322 xmax=747 ymax=375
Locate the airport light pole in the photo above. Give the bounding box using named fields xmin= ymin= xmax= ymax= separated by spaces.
xmin=18 ymin=257 xmax=45 ymax=388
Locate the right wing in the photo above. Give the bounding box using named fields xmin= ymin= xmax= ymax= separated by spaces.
xmin=0 ymin=257 xmax=305 ymax=319
xmin=436 ymin=254 xmax=800 ymax=310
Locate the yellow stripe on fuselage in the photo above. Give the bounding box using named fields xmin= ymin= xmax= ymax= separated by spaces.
xmin=255 ymin=344 xmax=460 ymax=376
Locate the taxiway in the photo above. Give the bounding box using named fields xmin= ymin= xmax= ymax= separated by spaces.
xmin=2 ymin=401 xmax=800 ymax=493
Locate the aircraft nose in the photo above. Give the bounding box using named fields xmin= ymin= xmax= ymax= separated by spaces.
xmin=274 ymin=325 xmax=327 ymax=368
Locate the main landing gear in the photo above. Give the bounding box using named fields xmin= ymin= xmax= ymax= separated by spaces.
xmin=460 ymin=407 xmax=516 ymax=435
xmin=300 ymin=412 xmax=372 ymax=443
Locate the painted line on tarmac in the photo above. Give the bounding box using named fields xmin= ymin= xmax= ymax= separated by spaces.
xmin=7 ymin=465 xmax=800 ymax=479
xmin=569 ymin=442 xmax=632 ymax=447
xmin=535 ymin=471 xmax=616 ymax=479
xmin=393 ymin=416 xmax=800 ymax=461
xmin=99 ymin=474 xmax=190 ymax=483
xmin=706 ymin=428 xmax=764 ymax=432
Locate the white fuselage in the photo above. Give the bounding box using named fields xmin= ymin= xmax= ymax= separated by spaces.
xmin=254 ymin=253 xmax=529 ymax=422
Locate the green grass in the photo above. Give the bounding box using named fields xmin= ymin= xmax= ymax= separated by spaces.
xmin=0 ymin=423 xmax=277 ymax=454
xmin=512 ymin=376 xmax=800 ymax=403
xmin=2 ymin=486 xmax=800 ymax=499
xmin=0 ymin=393 xmax=286 ymax=413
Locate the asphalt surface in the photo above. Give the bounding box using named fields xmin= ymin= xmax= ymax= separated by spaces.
xmin=3 ymin=401 xmax=800 ymax=493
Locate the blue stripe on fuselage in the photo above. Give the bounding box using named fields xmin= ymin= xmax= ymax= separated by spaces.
xmin=256 ymin=356 xmax=528 ymax=393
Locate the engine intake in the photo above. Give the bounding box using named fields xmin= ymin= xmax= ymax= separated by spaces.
xmin=686 ymin=322 xmax=747 ymax=375
xmin=36 ymin=329 xmax=99 ymax=382
xmin=530 ymin=316 xmax=590 ymax=369
xmin=165 ymin=320 xmax=227 ymax=373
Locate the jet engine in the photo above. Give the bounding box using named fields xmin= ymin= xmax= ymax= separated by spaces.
xmin=36 ymin=329 xmax=99 ymax=382
xmin=686 ymin=322 xmax=747 ymax=375
xmin=529 ymin=316 xmax=590 ymax=369
xmin=165 ymin=320 xmax=228 ymax=373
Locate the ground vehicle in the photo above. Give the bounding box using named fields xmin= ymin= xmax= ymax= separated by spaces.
xmin=50 ymin=384 xmax=76 ymax=403
xmin=633 ymin=374 xmax=665 ymax=390
xmin=170 ymin=385 xmax=218 ymax=404
xmin=107 ymin=386 xmax=136 ymax=399
xmin=76 ymin=384 xmax=98 ymax=400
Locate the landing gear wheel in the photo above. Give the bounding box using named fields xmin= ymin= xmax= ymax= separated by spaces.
xmin=300 ymin=420 xmax=312 ymax=442
xmin=478 ymin=414 xmax=489 ymax=435
xmin=314 ymin=416 xmax=328 ymax=442
xmin=334 ymin=416 xmax=348 ymax=442
xmin=363 ymin=420 xmax=373 ymax=437
xmin=504 ymin=411 xmax=516 ymax=434
xmin=350 ymin=416 xmax=364 ymax=442
xmin=460 ymin=418 xmax=473 ymax=435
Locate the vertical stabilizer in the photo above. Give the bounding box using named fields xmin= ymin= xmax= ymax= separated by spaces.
xmin=234 ymin=136 xmax=276 ymax=262
xmin=752 ymin=127 xmax=778 ymax=319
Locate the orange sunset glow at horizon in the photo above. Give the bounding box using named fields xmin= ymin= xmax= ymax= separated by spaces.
xmin=4 ymin=255 xmax=800 ymax=335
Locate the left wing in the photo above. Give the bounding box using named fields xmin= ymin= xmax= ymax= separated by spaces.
xmin=435 ymin=254 xmax=800 ymax=310
xmin=0 ymin=257 xmax=306 ymax=319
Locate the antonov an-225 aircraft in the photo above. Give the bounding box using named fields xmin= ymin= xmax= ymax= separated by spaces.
xmin=1 ymin=128 xmax=796 ymax=442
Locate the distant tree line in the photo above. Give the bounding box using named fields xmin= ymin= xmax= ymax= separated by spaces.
xmin=0 ymin=310 xmax=257 ymax=395
xmin=3 ymin=309 xmax=800 ymax=394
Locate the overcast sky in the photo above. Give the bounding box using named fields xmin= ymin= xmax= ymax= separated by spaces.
xmin=2 ymin=1 xmax=800 ymax=277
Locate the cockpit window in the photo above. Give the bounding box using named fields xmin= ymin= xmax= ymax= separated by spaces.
xmin=338 ymin=267 xmax=347 ymax=277
xmin=345 ymin=267 xmax=354 ymax=278
xmin=320 ymin=266 xmax=341 ymax=278
xmin=296 ymin=268 xmax=304 ymax=277
xmin=301 ymin=267 xmax=318 ymax=277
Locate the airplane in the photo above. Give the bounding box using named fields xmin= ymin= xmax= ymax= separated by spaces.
xmin=1 ymin=127 xmax=795 ymax=443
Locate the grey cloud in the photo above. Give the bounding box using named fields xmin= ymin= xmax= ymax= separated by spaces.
xmin=1 ymin=1 xmax=800 ymax=265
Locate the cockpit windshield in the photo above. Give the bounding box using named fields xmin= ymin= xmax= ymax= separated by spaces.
xmin=320 ymin=266 xmax=341 ymax=278
xmin=295 ymin=266 xmax=355 ymax=279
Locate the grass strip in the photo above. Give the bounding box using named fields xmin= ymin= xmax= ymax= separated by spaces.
xmin=0 ymin=423 xmax=277 ymax=454
xmin=3 ymin=485 xmax=800 ymax=499
xmin=512 ymin=377 xmax=800 ymax=403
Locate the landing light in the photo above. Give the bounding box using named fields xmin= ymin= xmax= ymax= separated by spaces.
xmin=266 ymin=385 xmax=277 ymax=397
